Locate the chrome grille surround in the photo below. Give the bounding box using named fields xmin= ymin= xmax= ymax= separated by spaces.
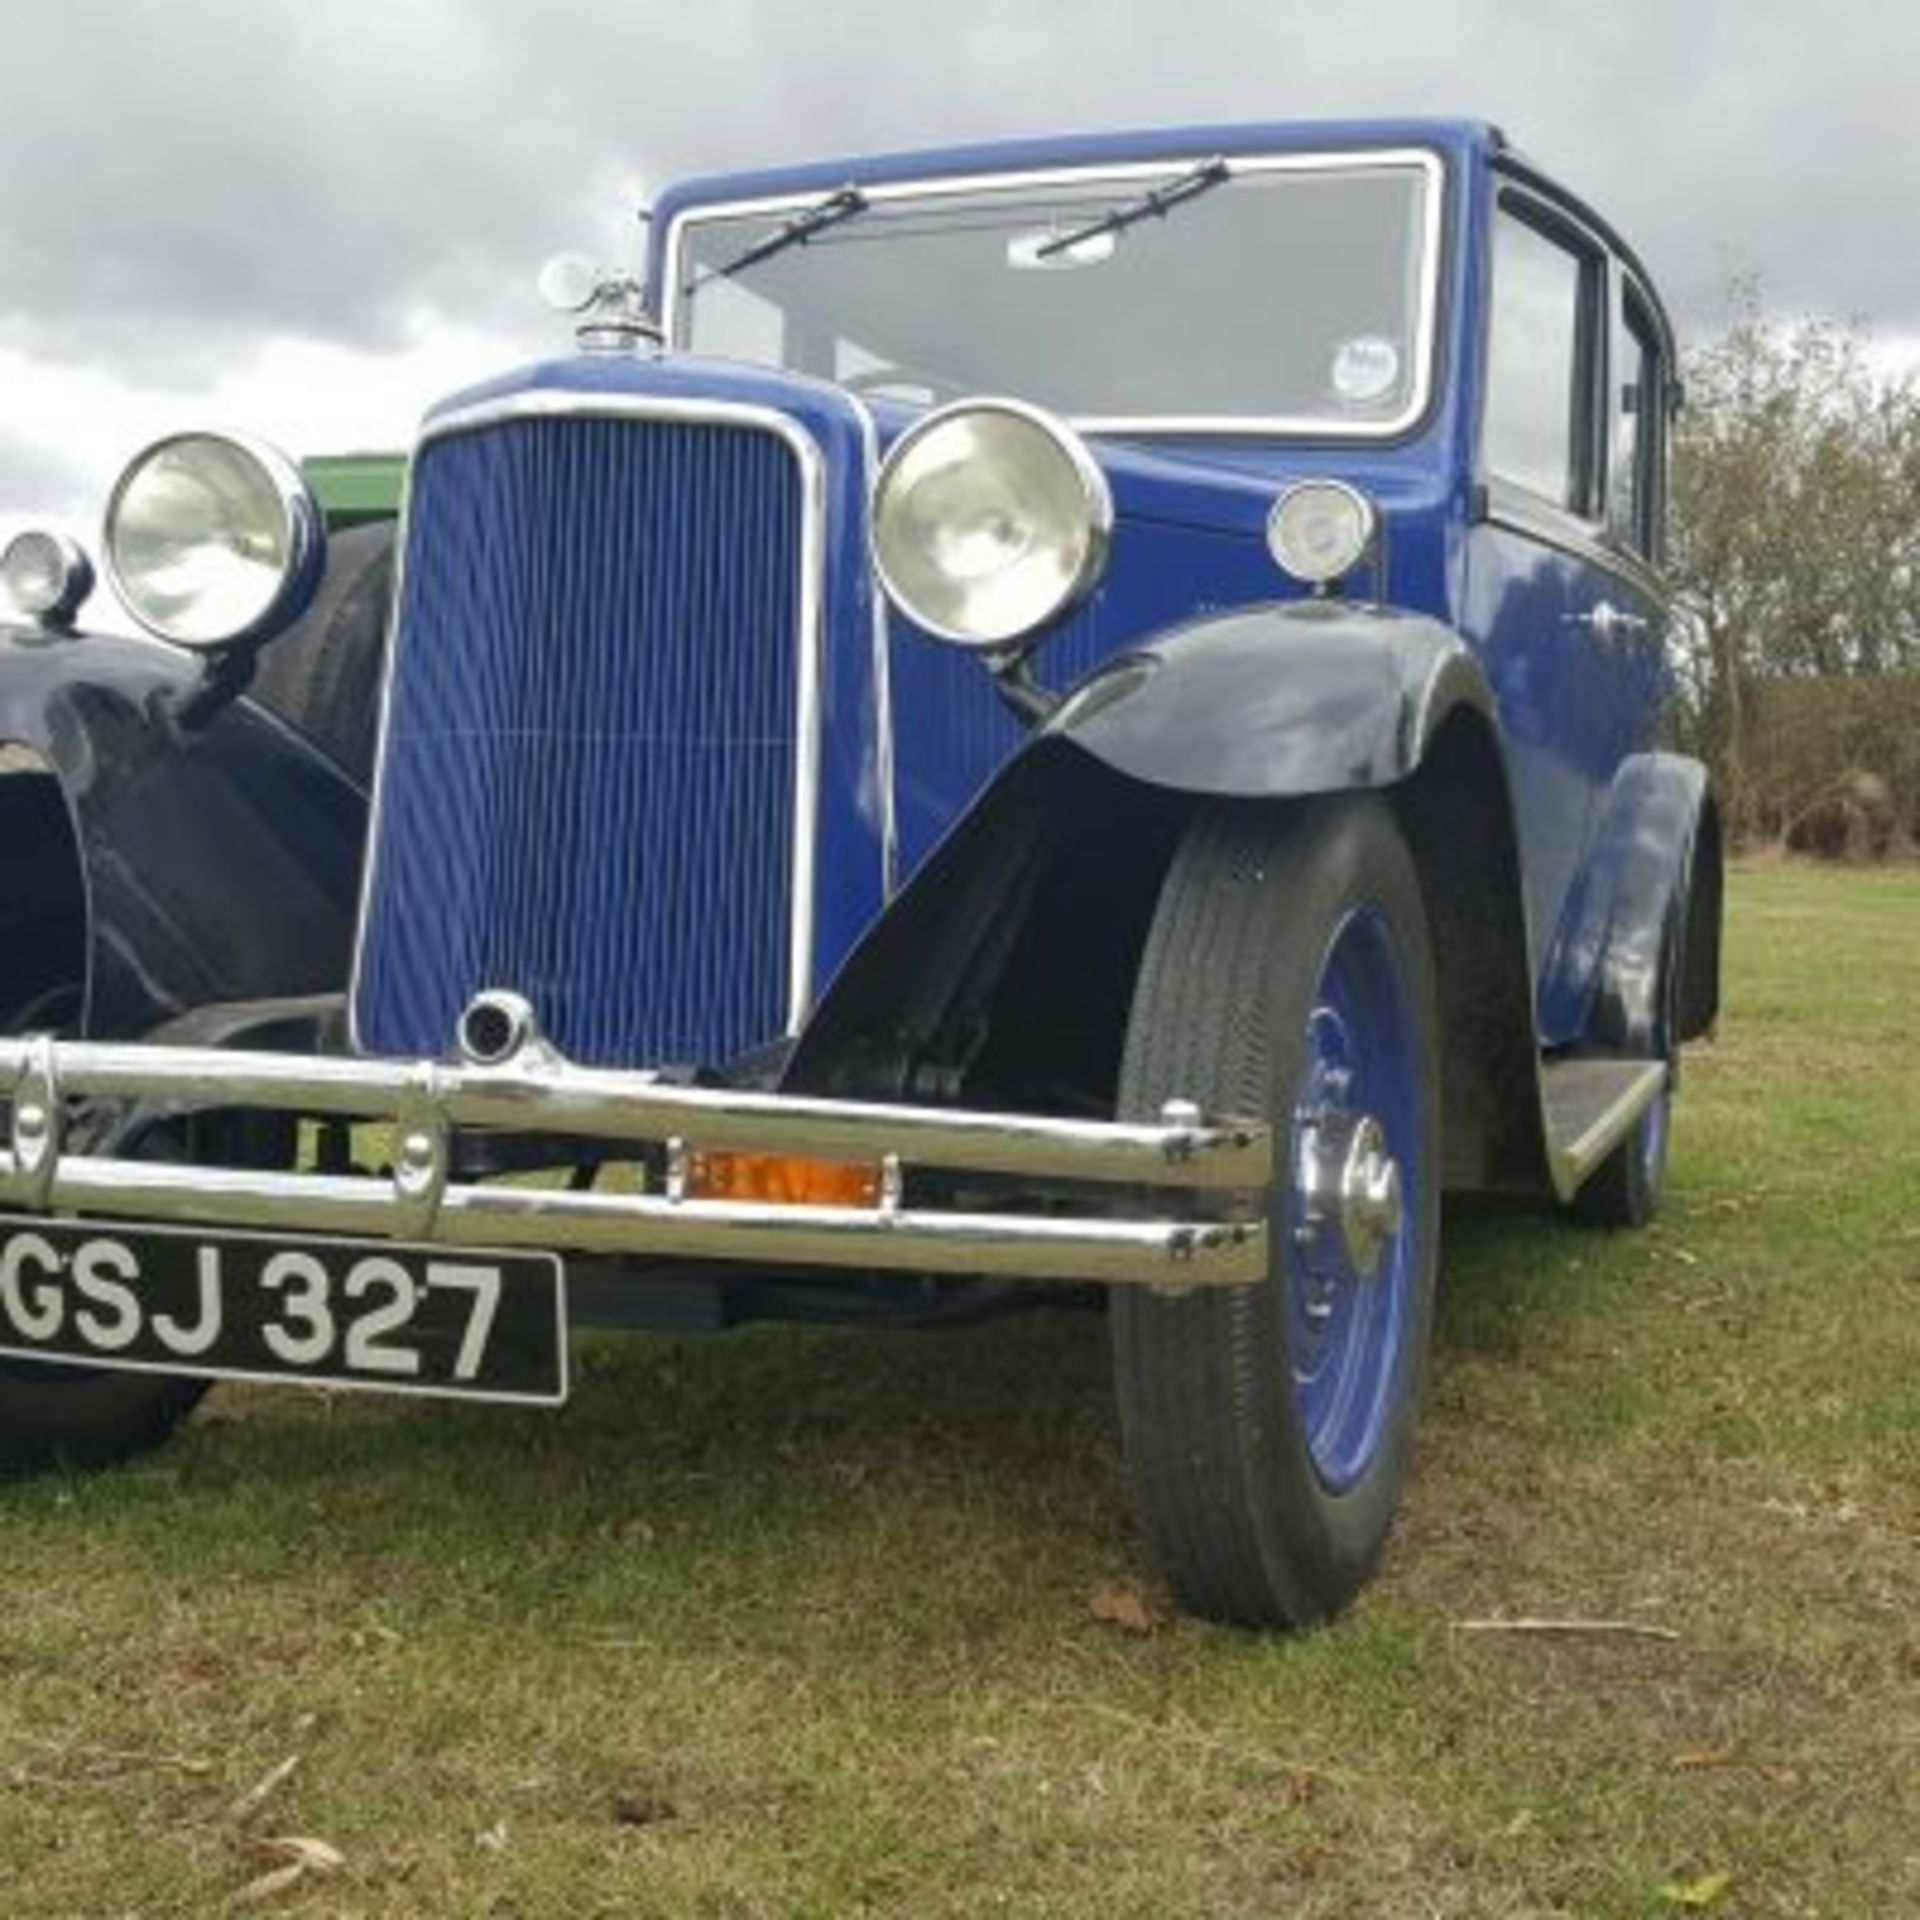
xmin=348 ymin=390 xmax=828 ymax=1064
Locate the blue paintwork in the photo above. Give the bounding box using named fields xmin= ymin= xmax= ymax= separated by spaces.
xmin=650 ymin=119 xmax=1488 ymax=924
xmin=887 ymin=455 xmax=1458 ymax=875
xmin=649 ymin=116 xmax=1495 ymax=272
xmin=411 ymin=360 xmax=888 ymax=1017
xmin=643 ymin=116 xmax=1676 ymax=1050
xmin=351 ymin=341 xmax=1469 ymax=1067
xmin=1438 ymin=149 xmax=1679 ymax=1045
xmin=1287 ymin=907 xmax=1421 ymax=1491
xmin=351 ymin=353 xmax=888 ymax=1064
xmin=1462 ymin=522 xmax=1672 ymax=1045
xmin=355 ymin=411 xmax=807 ymax=1066
xmin=335 ymin=117 xmax=1690 ymax=1081
xmin=1536 ymin=752 xmax=1712 ymax=1054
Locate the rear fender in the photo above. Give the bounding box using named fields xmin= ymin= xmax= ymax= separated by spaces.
xmin=1539 ymin=754 xmax=1723 ymax=1056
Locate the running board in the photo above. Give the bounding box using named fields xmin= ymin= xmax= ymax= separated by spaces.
xmin=1540 ymin=1056 xmax=1668 ymax=1198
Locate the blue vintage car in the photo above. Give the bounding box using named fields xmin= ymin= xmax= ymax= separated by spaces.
xmin=0 ymin=117 xmax=1720 ymax=1627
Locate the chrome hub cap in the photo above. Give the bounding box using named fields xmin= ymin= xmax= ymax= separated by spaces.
xmin=1295 ymin=1110 xmax=1404 ymax=1305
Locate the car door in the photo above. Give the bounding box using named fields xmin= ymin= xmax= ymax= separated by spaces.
xmin=1460 ymin=183 xmax=1667 ymax=1046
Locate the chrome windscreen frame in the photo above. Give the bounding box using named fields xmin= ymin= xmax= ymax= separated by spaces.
xmin=662 ymin=147 xmax=1449 ymax=441
xmin=345 ymin=390 xmax=829 ymax=1049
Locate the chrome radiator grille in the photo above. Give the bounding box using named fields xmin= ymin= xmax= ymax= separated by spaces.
xmin=352 ymin=401 xmax=814 ymax=1068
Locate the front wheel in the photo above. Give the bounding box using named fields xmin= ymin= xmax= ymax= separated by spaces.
xmin=0 ymin=1112 xmax=285 ymax=1474
xmin=0 ymin=1361 xmax=211 ymax=1476
xmin=1111 ymin=795 xmax=1441 ymax=1629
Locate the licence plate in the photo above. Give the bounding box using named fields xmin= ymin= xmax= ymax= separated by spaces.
xmin=0 ymin=1216 xmax=566 ymax=1405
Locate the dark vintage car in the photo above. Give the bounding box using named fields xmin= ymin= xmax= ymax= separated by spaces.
xmin=0 ymin=118 xmax=1720 ymax=1628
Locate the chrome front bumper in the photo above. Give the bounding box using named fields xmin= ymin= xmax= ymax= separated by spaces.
xmin=0 ymin=1034 xmax=1272 ymax=1289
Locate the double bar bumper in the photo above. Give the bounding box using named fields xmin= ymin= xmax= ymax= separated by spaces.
xmin=0 ymin=1035 xmax=1273 ymax=1289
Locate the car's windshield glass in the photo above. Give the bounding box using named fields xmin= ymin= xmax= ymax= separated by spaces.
xmin=670 ymin=154 xmax=1440 ymax=433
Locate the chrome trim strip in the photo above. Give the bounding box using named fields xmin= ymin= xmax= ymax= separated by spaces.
xmin=0 ymin=1036 xmax=1270 ymax=1189
xmin=1544 ymin=1058 xmax=1667 ymax=1197
xmin=663 ymin=148 xmax=1448 ymax=441
xmin=344 ymin=446 xmax=417 ymax=1055
xmin=0 ymin=1170 xmax=1263 ymax=1287
xmin=0 ymin=1036 xmax=1273 ymax=1288
xmin=841 ymin=391 xmax=900 ymax=896
xmin=345 ymin=390 xmax=829 ymax=1049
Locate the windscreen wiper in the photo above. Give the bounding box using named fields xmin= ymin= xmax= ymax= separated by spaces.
xmin=1035 ymin=155 xmax=1231 ymax=261
xmin=703 ymin=183 xmax=870 ymax=283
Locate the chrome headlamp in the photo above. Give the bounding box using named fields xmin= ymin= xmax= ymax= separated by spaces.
xmin=103 ymin=432 xmax=324 ymax=650
xmin=1 ymin=529 xmax=95 ymax=628
xmin=1267 ymin=480 xmax=1379 ymax=589
xmin=871 ymin=399 xmax=1111 ymax=649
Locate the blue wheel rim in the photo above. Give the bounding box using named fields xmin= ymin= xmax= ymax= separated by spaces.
xmin=1284 ymin=906 xmax=1421 ymax=1493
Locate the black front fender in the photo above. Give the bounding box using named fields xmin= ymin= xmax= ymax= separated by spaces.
xmin=1 ymin=622 xmax=365 ymax=1038
xmin=789 ymin=602 xmax=1515 ymax=1140
xmin=1044 ymin=599 xmax=1496 ymax=798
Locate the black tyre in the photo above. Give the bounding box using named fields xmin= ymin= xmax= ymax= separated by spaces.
xmin=1572 ymin=917 xmax=1678 ymax=1231
xmin=247 ymin=522 xmax=394 ymax=785
xmin=1572 ymin=1070 xmax=1671 ymax=1229
xmin=0 ymin=1114 xmax=277 ymax=1474
xmin=1111 ymin=795 xmax=1441 ymax=1629
xmin=0 ymin=1360 xmax=210 ymax=1475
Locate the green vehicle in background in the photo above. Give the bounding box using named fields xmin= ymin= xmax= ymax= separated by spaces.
xmin=302 ymin=453 xmax=403 ymax=532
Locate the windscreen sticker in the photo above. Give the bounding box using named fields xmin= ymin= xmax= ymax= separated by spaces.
xmin=1331 ymin=335 xmax=1402 ymax=404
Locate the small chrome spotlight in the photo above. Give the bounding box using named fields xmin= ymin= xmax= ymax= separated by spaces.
xmin=2 ymin=528 xmax=95 ymax=629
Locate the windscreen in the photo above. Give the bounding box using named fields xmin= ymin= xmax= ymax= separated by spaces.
xmin=673 ymin=157 xmax=1438 ymax=432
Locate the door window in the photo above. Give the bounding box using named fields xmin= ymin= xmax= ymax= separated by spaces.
xmin=1609 ymin=283 xmax=1667 ymax=561
xmin=1484 ymin=206 xmax=1602 ymax=513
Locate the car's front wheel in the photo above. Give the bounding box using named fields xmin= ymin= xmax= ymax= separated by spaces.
xmin=0 ymin=1354 xmax=211 ymax=1475
xmin=1111 ymin=795 xmax=1440 ymax=1628
xmin=0 ymin=1112 xmax=284 ymax=1474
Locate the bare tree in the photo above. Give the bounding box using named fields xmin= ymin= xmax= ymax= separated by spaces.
xmin=1670 ymin=283 xmax=1920 ymax=849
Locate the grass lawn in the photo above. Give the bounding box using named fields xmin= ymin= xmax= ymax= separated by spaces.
xmin=2 ymin=862 xmax=1916 ymax=1917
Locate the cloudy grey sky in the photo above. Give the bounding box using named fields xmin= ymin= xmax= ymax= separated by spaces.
xmin=3 ymin=0 xmax=1915 ymax=539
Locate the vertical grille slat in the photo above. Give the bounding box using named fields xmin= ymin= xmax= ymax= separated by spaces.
xmin=353 ymin=411 xmax=806 ymax=1068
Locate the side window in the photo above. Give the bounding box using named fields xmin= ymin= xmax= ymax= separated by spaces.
xmin=1609 ymin=282 xmax=1667 ymax=561
xmin=1483 ymin=204 xmax=1603 ymax=513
